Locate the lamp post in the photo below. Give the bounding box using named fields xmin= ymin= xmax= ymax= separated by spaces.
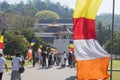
xmin=110 ymin=0 xmax=115 ymax=80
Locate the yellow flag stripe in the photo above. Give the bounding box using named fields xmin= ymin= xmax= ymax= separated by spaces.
xmin=0 ymin=35 xmax=3 ymax=43
xmin=69 ymin=44 xmax=74 ymax=48
xmin=73 ymin=0 xmax=102 ymax=19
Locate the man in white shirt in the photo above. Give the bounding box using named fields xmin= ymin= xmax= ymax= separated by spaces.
xmin=11 ymin=53 xmax=23 ymax=80
xmin=0 ymin=53 xmax=8 ymax=80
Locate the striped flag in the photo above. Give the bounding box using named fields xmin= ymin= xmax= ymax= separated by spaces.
xmin=69 ymin=40 xmax=74 ymax=52
xmin=73 ymin=0 xmax=110 ymax=79
xmin=0 ymin=29 xmax=5 ymax=54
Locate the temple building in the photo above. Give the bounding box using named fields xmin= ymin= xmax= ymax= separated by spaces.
xmin=35 ymin=20 xmax=73 ymax=53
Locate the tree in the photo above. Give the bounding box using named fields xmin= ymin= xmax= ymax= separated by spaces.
xmin=1 ymin=1 xmax=9 ymax=12
xmin=6 ymin=13 xmax=34 ymax=29
xmin=14 ymin=1 xmax=25 ymax=15
xmin=24 ymin=1 xmax=39 ymax=16
xmin=104 ymin=32 xmax=120 ymax=55
xmin=35 ymin=10 xmax=60 ymax=23
xmin=21 ymin=28 xmax=35 ymax=42
xmin=96 ymin=21 xmax=112 ymax=46
xmin=6 ymin=13 xmax=24 ymax=29
xmin=22 ymin=15 xmax=35 ymax=28
xmin=4 ymin=30 xmax=29 ymax=56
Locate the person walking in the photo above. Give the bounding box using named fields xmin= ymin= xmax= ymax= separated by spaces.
xmin=63 ymin=51 xmax=67 ymax=66
xmin=32 ymin=52 xmax=37 ymax=68
xmin=41 ymin=51 xmax=47 ymax=68
xmin=48 ymin=51 xmax=52 ymax=68
xmin=0 ymin=53 xmax=8 ymax=80
xmin=55 ymin=52 xmax=61 ymax=66
xmin=61 ymin=53 xmax=65 ymax=68
xmin=11 ymin=53 xmax=24 ymax=80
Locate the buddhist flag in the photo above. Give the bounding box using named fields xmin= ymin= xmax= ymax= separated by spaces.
xmin=0 ymin=29 xmax=5 ymax=54
xmin=69 ymin=40 xmax=74 ymax=52
xmin=73 ymin=0 xmax=110 ymax=80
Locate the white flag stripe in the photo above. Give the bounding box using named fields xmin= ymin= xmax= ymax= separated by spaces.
xmin=0 ymin=49 xmax=3 ymax=54
xmin=74 ymin=39 xmax=110 ymax=60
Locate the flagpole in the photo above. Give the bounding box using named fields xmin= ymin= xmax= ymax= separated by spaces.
xmin=110 ymin=0 xmax=115 ymax=80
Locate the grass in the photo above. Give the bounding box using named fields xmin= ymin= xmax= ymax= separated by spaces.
xmin=107 ymin=60 xmax=120 ymax=80
xmin=107 ymin=72 xmax=120 ymax=80
xmin=110 ymin=60 xmax=120 ymax=68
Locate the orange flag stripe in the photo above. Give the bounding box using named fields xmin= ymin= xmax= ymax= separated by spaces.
xmin=76 ymin=57 xmax=110 ymax=79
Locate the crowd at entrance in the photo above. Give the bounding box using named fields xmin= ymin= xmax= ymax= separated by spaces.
xmin=0 ymin=48 xmax=76 ymax=80
xmin=32 ymin=49 xmax=76 ymax=69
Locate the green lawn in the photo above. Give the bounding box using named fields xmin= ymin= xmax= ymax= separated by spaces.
xmin=110 ymin=60 xmax=120 ymax=68
xmin=107 ymin=72 xmax=120 ymax=80
xmin=107 ymin=60 xmax=120 ymax=80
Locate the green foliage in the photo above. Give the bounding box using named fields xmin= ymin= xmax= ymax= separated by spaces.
xmin=0 ymin=0 xmax=73 ymax=19
xmin=35 ymin=10 xmax=60 ymax=23
xmin=4 ymin=30 xmax=29 ymax=56
xmin=96 ymin=21 xmax=112 ymax=45
xmin=6 ymin=13 xmax=24 ymax=28
xmin=6 ymin=13 xmax=34 ymax=28
xmin=3 ymin=28 xmax=49 ymax=56
xmin=96 ymin=14 xmax=120 ymax=31
xmin=104 ymin=32 xmax=120 ymax=55
xmin=20 ymin=28 xmax=35 ymax=42
xmin=0 ymin=1 xmax=9 ymax=12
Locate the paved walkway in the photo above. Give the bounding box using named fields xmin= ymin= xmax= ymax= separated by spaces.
xmin=3 ymin=64 xmax=77 ymax=80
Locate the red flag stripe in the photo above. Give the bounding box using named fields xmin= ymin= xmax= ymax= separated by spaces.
xmin=0 ymin=42 xmax=3 ymax=49
xmin=73 ymin=17 xmax=96 ymax=40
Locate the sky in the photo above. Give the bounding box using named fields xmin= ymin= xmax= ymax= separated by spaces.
xmin=0 ymin=0 xmax=120 ymax=15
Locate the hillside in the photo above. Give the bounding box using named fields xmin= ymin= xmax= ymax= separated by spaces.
xmin=96 ymin=14 xmax=120 ymax=31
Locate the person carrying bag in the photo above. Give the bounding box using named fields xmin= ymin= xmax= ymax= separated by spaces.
xmin=19 ymin=55 xmax=25 ymax=73
xmin=11 ymin=53 xmax=25 ymax=80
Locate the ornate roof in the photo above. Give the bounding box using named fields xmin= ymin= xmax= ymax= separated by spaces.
xmin=39 ymin=20 xmax=72 ymax=24
xmin=44 ymin=25 xmax=73 ymax=34
xmin=55 ymin=25 xmax=73 ymax=34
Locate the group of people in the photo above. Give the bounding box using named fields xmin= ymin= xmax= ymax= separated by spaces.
xmin=0 ymin=53 xmax=24 ymax=80
xmin=0 ymin=49 xmax=75 ymax=80
xmin=32 ymin=49 xmax=76 ymax=69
